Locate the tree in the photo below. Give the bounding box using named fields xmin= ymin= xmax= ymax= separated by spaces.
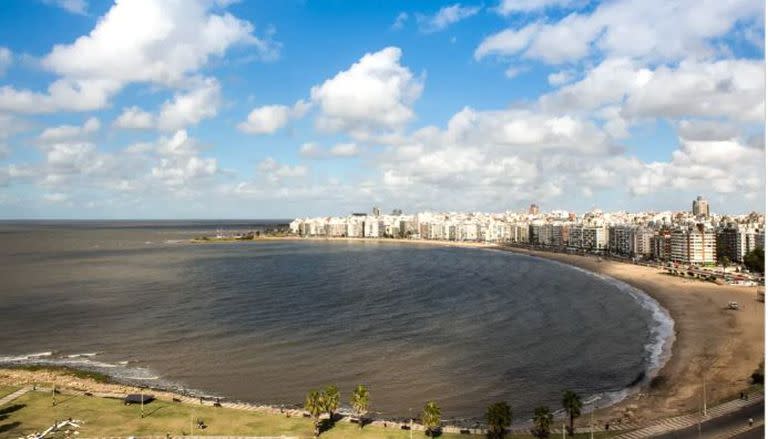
xmin=743 ymin=248 xmax=764 ymax=274
xmin=305 ymin=390 xmax=325 ymax=438
xmin=530 ymin=406 xmax=553 ymax=439
xmin=350 ymin=384 xmax=370 ymax=429
xmin=561 ymin=390 xmax=582 ymax=436
xmin=485 ymin=401 xmax=512 ymax=439
xmin=323 ymin=385 xmax=340 ymax=421
xmin=421 ymin=401 xmax=441 ymax=437
xmin=718 ymin=255 xmax=731 ymax=272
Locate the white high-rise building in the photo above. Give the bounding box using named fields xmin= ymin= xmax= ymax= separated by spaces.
xmin=671 ymin=224 xmax=716 ymax=264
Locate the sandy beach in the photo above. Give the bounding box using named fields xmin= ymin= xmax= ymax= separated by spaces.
xmin=1 ymin=237 xmax=763 ymax=429
xmin=493 ymin=246 xmax=764 ymax=425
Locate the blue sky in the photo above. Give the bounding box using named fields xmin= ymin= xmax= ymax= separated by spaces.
xmin=0 ymin=0 xmax=764 ymax=218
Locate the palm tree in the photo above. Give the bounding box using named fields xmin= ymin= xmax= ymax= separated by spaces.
xmin=350 ymin=384 xmax=370 ymax=429
xmin=485 ymin=401 xmax=512 ymax=438
xmin=530 ymin=406 xmax=553 ymax=439
xmin=323 ymin=385 xmax=340 ymax=421
xmin=561 ymin=390 xmax=582 ymax=436
xmin=421 ymin=401 xmax=441 ymax=437
xmin=305 ymin=390 xmax=325 ymax=438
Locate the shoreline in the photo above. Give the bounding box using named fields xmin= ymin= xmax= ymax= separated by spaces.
xmin=1 ymin=236 xmax=763 ymax=430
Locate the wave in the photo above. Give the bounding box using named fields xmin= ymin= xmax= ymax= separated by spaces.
xmin=498 ymin=250 xmax=676 ymax=413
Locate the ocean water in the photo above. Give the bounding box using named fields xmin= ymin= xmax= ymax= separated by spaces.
xmin=0 ymin=221 xmax=670 ymax=421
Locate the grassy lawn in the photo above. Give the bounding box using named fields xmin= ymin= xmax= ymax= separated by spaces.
xmin=0 ymin=390 xmax=618 ymax=438
xmin=0 ymin=390 xmax=472 ymax=438
xmin=0 ymin=386 xmax=18 ymax=400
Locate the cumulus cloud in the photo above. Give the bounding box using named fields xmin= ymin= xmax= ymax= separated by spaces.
xmin=474 ymin=23 xmax=542 ymax=60
xmin=113 ymin=106 xmax=154 ymax=130
xmin=477 ymin=0 xmax=763 ymax=64
xmin=0 ymin=0 xmax=273 ymax=114
xmin=310 ymin=47 xmax=424 ymax=139
xmin=417 ymin=4 xmax=481 ymax=33
xmin=238 ymin=100 xmax=309 ymax=135
xmin=38 ymin=117 xmax=100 ymax=143
xmin=539 ymin=57 xmax=765 ymax=123
xmin=157 ymin=77 xmax=221 ymax=131
xmin=630 ymin=137 xmax=764 ymax=196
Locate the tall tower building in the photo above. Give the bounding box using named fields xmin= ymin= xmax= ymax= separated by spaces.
xmin=372 ymin=206 xmax=381 ymax=217
xmin=692 ymin=196 xmax=710 ymax=217
xmin=529 ymin=204 xmax=540 ymax=215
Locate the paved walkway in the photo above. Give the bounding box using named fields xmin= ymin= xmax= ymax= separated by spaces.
xmin=615 ymin=394 xmax=764 ymax=439
xmin=0 ymin=386 xmax=31 ymax=406
xmin=711 ymin=420 xmax=765 ymax=439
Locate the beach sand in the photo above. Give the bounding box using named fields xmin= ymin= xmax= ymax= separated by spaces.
xmin=1 ymin=237 xmax=763 ymax=429
xmin=494 ymin=246 xmax=764 ymax=426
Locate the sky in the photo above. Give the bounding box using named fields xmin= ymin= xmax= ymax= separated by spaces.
xmin=0 ymin=0 xmax=764 ymax=219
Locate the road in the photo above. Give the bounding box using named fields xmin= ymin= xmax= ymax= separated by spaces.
xmin=654 ymin=400 xmax=763 ymax=438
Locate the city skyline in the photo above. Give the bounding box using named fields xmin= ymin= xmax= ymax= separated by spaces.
xmin=0 ymin=0 xmax=765 ymax=219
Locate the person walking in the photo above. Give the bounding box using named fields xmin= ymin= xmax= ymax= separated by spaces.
xmin=748 ymin=417 xmax=754 ymax=427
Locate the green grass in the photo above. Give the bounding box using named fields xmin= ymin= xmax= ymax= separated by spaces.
xmin=0 ymin=390 xmax=471 ymax=438
xmin=0 ymin=386 xmax=18 ymax=400
xmin=0 ymin=390 xmax=617 ymax=438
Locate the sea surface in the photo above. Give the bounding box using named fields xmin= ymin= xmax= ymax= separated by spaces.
xmin=0 ymin=220 xmax=672 ymax=422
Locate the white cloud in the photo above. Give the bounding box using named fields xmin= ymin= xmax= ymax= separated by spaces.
xmin=157 ymin=77 xmax=221 ymax=131
xmin=622 ymin=58 xmax=764 ymax=122
xmin=547 ymin=70 xmax=575 ymax=86
xmin=156 ymin=130 xmax=200 ymax=157
xmin=0 ymin=79 xmax=121 ymax=114
xmin=391 ymin=12 xmax=409 ymax=30
xmin=299 ymin=142 xmax=322 ymax=158
xmin=630 ymin=137 xmax=764 ymax=196
xmin=0 ymin=0 xmax=272 ymax=114
xmin=329 ymin=143 xmax=359 ymax=157
xmin=238 ymin=105 xmax=290 ymax=135
xmin=257 ymin=157 xmax=308 ymax=182
xmin=495 ymin=0 xmax=578 ymax=14
xmin=477 ymin=0 xmax=764 ymax=64
xmin=238 ymin=99 xmax=309 ymax=135
xmin=474 ymin=23 xmax=542 ymax=60
xmin=504 ymin=66 xmax=526 ymax=78
xmin=310 ymin=47 xmax=424 ymax=139
xmin=417 ymin=4 xmax=481 ymax=33
xmin=151 ymin=156 xmax=218 ymax=188
xmin=113 ymin=106 xmax=154 ymax=130
xmin=539 ymin=57 xmax=764 ymax=123
xmin=43 ymin=0 xmax=88 ymax=15
xmin=38 ymin=117 xmax=100 ymax=143
xmin=0 ymin=47 xmax=11 ymax=76
xmin=43 ymin=192 xmax=70 ymax=202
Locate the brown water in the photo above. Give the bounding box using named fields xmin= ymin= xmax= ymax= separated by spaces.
xmin=0 ymin=220 xmax=671 ymax=422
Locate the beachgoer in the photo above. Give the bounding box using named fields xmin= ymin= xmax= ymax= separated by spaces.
xmin=749 ymin=418 xmax=754 ymax=427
